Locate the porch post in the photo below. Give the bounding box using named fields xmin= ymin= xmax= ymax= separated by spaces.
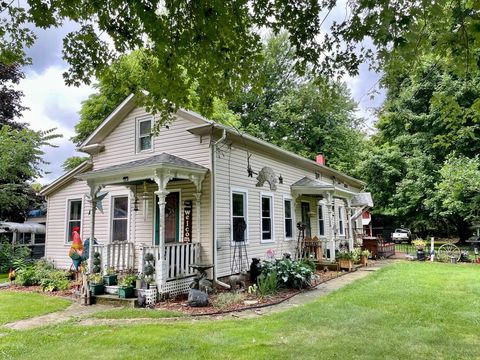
xmin=193 ymin=192 xmax=202 ymax=244
xmin=325 ymin=192 xmax=336 ymax=261
xmin=346 ymin=199 xmax=354 ymax=251
xmin=154 ymin=169 xmax=173 ymax=291
xmin=87 ymin=182 xmax=100 ymax=274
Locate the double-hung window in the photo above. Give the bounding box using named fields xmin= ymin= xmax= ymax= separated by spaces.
xmin=318 ymin=204 xmax=325 ymax=236
xmin=232 ymin=190 xmax=247 ymax=242
xmin=261 ymin=194 xmax=274 ymax=242
xmin=284 ymin=199 xmax=293 ymax=239
xmin=138 ymin=118 xmax=153 ymax=152
xmin=338 ymin=206 xmax=344 ymax=236
xmin=112 ymin=196 xmax=129 ymax=242
xmin=66 ymin=199 xmax=82 ymax=242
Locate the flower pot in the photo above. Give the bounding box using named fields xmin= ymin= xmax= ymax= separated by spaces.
xmin=118 ymin=286 xmax=134 ymax=298
xmin=416 ymin=250 xmax=425 ymax=261
xmin=339 ymin=259 xmax=353 ymax=271
xmin=89 ymin=283 xmax=104 ymax=296
xmin=103 ymin=274 xmax=117 ymax=286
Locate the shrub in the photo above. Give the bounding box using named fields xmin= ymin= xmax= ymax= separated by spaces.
xmin=262 ymin=258 xmax=313 ymax=289
xmin=15 ymin=266 xmax=37 ymax=286
xmin=213 ymin=292 xmax=246 ymax=309
xmin=257 ymin=271 xmax=278 ymax=296
xmin=0 ymin=239 xmax=32 ymax=273
xmin=40 ymin=270 xmax=70 ymax=292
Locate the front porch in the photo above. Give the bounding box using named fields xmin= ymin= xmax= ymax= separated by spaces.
xmin=78 ymin=153 xmax=209 ymax=295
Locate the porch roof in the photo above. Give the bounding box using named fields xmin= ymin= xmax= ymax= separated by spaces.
xmin=77 ymin=153 xmax=208 ymax=186
xmin=291 ymin=176 xmax=357 ymax=198
xmin=351 ymin=192 xmax=374 ymax=208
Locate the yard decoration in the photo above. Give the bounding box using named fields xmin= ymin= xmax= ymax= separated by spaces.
xmin=413 ymin=239 xmax=427 ymax=261
xmin=68 ymin=226 xmax=84 ymax=271
xmin=187 ymin=288 xmax=209 ymax=307
xmin=337 ymin=251 xmax=354 ymax=271
xmin=256 ymin=166 xmax=278 ymax=190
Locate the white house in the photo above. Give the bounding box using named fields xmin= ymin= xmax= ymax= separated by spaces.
xmin=40 ymin=94 xmax=373 ymax=296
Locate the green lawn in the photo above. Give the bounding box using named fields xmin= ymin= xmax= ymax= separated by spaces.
xmin=1 ymin=262 xmax=480 ymax=359
xmin=0 ymin=291 xmax=71 ymax=325
xmin=89 ymin=308 xmax=183 ymax=319
xmin=0 ymin=273 xmax=8 ymax=283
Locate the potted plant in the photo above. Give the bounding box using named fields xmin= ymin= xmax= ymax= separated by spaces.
xmin=89 ymin=273 xmax=104 ymax=295
xmin=352 ymin=248 xmax=362 ymax=264
xmin=118 ymin=274 xmax=137 ymax=298
xmin=360 ymin=249 xmax=371 ymax=266
xmin=103 ymin=267 xmax=117 ymax=286
xmin=135 ymin=273 xmax=144 ymax=289
xmin=336 ymin=251 xmax=353 ymax=271
xmin=412 ymin=239 xmax=427 ymax=261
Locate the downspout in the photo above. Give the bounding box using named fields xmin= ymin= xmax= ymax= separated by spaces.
xmin=211 ymin=128 xmax=230 ymax=289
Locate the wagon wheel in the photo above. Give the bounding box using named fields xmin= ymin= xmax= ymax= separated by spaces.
xmin=437 ymin=243 xmax=461 ymax=262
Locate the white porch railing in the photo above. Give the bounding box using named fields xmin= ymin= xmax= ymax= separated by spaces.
xmin=140 ymin=242 xmax=200 ymax=281
xmin=93 ymin=241 xmax=135 ymax=271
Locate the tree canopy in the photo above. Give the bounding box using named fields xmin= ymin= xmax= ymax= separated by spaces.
xmin=2 ymin=1 xmax=478 ymax=122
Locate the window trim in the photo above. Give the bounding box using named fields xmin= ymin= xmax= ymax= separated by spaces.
xmin=64 ymin=197 xmax=84 ymax=244
xmin=230 ymin=187 xmax=249 ymax=244
xmin=283 ymin=195 xmax=294 ymax=241
xmin=338 ymin=205 xmax=345 ymax=236
xmin=136 ymin=116 xmax=154 ymax=153
xmin=260 ymin=191 xmax=275 ymax=243
xmin=318 ymin=203 xmax=326 ymax=238
xmin=109 ymin=194 xmax=130 ymax=243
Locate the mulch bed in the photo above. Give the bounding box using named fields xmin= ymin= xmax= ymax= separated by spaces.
xmin=0 ymin=284 xmax=77 ymax=299
xmin=156 ymin=269 xmax=342 ymax=316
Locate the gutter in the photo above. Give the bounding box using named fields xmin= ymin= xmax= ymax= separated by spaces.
xmin=211 ymin=129 xmax=230 ymax=289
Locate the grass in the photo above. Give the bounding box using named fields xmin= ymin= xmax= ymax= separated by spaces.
xmin=0 ymin=273 xmax=8 ymax=283
xmin=89 ymin=308 xmax=183 ymax=319
xmin=1 ymin=262 xmax=480 ymax=359
xmin=0 ymin=291 xmax=71 ymax=325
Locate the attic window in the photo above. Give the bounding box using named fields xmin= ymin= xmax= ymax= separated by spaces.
xmin=137 ymin=118 xmax=153 ymax=152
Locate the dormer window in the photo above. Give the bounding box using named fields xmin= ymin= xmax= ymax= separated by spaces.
xmin=137 ymin=117 xmax=153 ymax=152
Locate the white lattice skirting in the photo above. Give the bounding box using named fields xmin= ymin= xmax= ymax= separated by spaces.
xmin=158 ymin=277 xmax=195 ymax=297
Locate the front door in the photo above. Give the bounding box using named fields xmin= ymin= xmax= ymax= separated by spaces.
xmin=155 ymin=192 xmax=180 ymax=245
xmin=301 ymin=201 xmax=311 ymax=238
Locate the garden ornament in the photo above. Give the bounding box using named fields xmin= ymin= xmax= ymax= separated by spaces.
xmin=68 ymin=226 xmax=84 ymax=271
xmin=256 ymin=166 xmax=278 ymax=190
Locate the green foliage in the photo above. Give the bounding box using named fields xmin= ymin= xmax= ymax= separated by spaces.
xmin=256 ymin=271 xmax=278 ymax=297
xmin=40 ymin=270 xmax=70 ymax=292
xmin=62 ymin=156 xmax=89 ymax=172
xmin=0 ymin=239 xmax=32 ymax=273
xmin=119 ymin=274 xmax=137 ymax=288
xmin=412 ymin=239 xmax=427 ymax=250
xmin=15 ymin=259 xmax=70 ymax=292
xmin=261 ymin=258 xmax=313 ymax=289
xmin=336 ymin=251 xmax=353 ymax=261
xmin=213 ymin=292 xmax=246 ymax=309
xmin=89 ymin=273 xmax=103 ymax=285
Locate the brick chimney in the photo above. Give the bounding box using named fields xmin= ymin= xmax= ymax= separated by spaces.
xmin=316 ymin=154 xmax=325 ymax=165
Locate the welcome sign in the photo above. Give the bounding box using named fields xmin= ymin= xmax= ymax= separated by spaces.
xmin=183 ymin=200 xmax=193 ymax=243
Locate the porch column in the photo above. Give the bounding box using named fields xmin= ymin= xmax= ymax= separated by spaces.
xmin=325 ymin=193 xmax=336 ymax=261
xmin=193 ymin=192 xmax=202 ymax=244
xmin=346 ymin=199 xmax=354 ymax=251
xmin=87 ymin=183 xmax=101 ymax=274
xmin=154 ymin=169 xmax=173 ymax=291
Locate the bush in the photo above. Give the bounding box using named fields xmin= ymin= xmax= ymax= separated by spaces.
xmin=0 ymin=239 xmax=32 ymax=273
xmin=15 ymin=259 xmax=71 ymax=292
xmin=40 ymin=270 xmax=70 ymax=292
xmin=262 ymin=258 xmax=313 ymax=289
xmin=257 ymin=271 xmax=278 ymax=296
xmin=15 ymin=266 xmax=37 ymax=286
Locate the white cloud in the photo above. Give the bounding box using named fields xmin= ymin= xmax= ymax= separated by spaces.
xmin=18 ymin=66 xmax=93 ymax=185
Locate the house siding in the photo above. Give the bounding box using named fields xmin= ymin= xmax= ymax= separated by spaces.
xmin=214 ymin=141 xmax=361 ymax=278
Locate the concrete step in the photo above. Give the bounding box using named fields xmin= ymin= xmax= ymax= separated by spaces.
xmin=93 ymin=294 xmax=138 ymax=308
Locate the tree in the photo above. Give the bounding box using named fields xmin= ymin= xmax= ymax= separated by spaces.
xmin=3 ymin=1 xmax=478 ymax=124
xmin=62 ymin=156 xmax=89 ymax=172
xmin=0 ymin=126 xmax=61 ymax=222
xmin=0 ymin=62 xmax=26 ymax=129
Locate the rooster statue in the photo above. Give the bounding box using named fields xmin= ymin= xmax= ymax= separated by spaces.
xmin=69 ymin=226 xmax=84 ymax=271
xmin=8 ymin=268 xmax=15 ymax=282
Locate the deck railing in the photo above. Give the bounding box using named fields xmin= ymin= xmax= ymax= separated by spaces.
xmin=93 ymin=241 xmax=135 ymax=272
xmin=140 ymin=242 xmax=200 ymax=281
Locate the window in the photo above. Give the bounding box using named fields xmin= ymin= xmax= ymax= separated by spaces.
xmin=66 ymin=199 xmax=82 ymax=242
xmin=138 ymin=118 xmax=152 ymax=152
xmin=318 ymin=204 xmax=325 ymax=236
xmin=338 ymin=206 xmax=344 ymax=236
xmin=232 ymin=191 xmax=247 ymax=242
xmin=284 ymin=199 xmax=293 ymax=239
xmin=261 ymin=194 xmax=274 ymax=242
xmin=112 ymin=196 xmax=129 ymax=241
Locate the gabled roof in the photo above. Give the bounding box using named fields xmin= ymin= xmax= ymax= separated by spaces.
xmin=39 ymin=161 xmax=92 ymax=196
xmin=79 ymin=153 xmax=207 ymax=180
xmin=291 ymin=176 xmax=333 ymax=189
xmin=351 ymin=192 xmax=374 ymax=207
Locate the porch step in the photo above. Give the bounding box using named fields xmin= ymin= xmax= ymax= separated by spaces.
xmin=93 ymin=294 xmax=138 ymax=308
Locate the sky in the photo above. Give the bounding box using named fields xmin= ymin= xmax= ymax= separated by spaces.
xmin=18 ymin=10 xmax=385 ymax=186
